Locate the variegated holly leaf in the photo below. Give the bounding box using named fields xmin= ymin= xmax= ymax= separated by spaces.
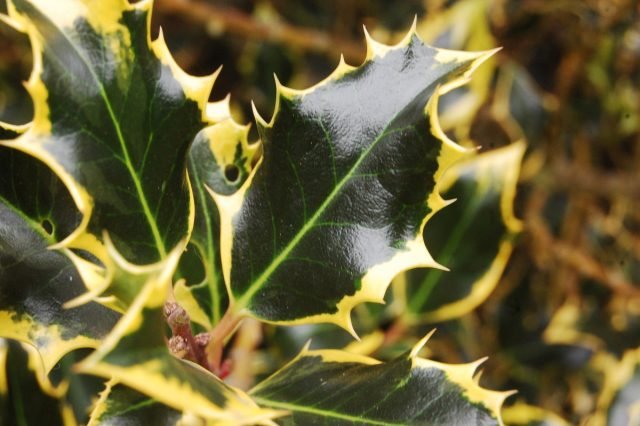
xmin=215 ymin=27 xmax=497 ymax=332
xmin=88 ymin=380 xmax=183 ymax=426
xmin=592 ymin=348 xmax=640 ymax=426
xmin=501 ymin=402 xmax=569 ymax=426
xmin=398 ymin=141 xmax=524 ymax=324
xmin=415 ymin=0 xmax=497 ymax=138
xmin=544 ymin=290 xmax=640 ymax=356
xmin=0 ymin=340 xmax=6 ymax=425
xmin=1 ymin=0 xmax=227 ymax=265
xmin=89 ymin=380 xmax=275 ymax=426
xmin=493 ymin=62 xmax=553 ymax=146
xmin=175 ymin=118 xmax=258 ymax=328
xmin=77 ymin=244 xmax=282 ymax=424
xmin=266 ymin=302 xmax=392 ymax=364
xmin=0 ymin=146 xmax=119 ymax=372
xmin=0 ymin=121 xmax=28 ymax=140
xmin=250 ymin=333 xmax=512 ymax=425
xmin=0 ymin=339 xmax=73 ymax=425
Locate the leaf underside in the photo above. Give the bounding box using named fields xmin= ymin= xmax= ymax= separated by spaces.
xmin=222 ymin=33 xmax=494 ymax=329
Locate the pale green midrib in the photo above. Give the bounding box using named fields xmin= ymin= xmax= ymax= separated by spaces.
xmin=108 ymin=397 xmax=158 ymax=418
xmin=235 ymin=122 xmax=413 ymax=310
xmin=49 ymin=22 xmax=167 ymax=259
xmin=251 ymin=397 xmax=404 ymax=426
xmin=99 ymin=84 xmax=167 ymax=259
xmin=408 ymin=193 xmax=482 ymax=313
xmin=190 ymin=162 xmax=221 ymax=322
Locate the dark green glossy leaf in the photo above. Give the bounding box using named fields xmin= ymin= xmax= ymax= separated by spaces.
xmin=48 ymin=349 xmax=108 ymax=425
xmin=218 ymin=30 xmax=496 ymax=330
xmin=266 ymin=301 xmax=393 ymax=364
xmin=251 ymin=335 xmax=510 ymax=425
xmin=0 ymin=146 xmax=119 ymax=372
xmin=176 ymin=119 xmax=257 ymax=327
xmin=0 ymin=339 xmax=73 ymax=426
xmin=89 ymin=381 xmax=184 ymax=426
xmin=401 ymin=142 xmax=524 ymax=323
xmin=77 ymin=245 xmax=281 ymax=424
xmin=0 ymin=122 xmax=26 ymax=140
xmin=3 ymin=0 xmax=221 ymax=264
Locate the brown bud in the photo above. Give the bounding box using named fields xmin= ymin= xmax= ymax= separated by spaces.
xmin=168 ymin=335 xmax=189 ymax=358
xmin=163 ymin=302 xmax=178 ymax=318
xmin=194 ymin=332 xmax=211 ymax=348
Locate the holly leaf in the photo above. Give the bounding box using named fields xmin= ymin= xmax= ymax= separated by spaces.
xmin=250 ymin=333 xmax=512 ymax=425
xmin=0 ymin=146 xmax=119 ymax=372
xmin=0 ymin=121 xmax=28 ymax=140
xmin=494 ymin=62 xmax=553 ymax=146
xmin=399 ymin=141 xmax=524 ymax=323
xmin=0 ymin=340 xmax=6 ymax=424
xmin=77 ymin=244 xmax=282 ymax=424
xmin=88 ymin=380 xmax=184 ymax=426
xmin=0 ymin=339 xmax=73 ymax=426
xmin=415 ymin=0 xmax=497 ymax=137
xmin=1 ymin=0 xmax=225 ymax=264
xmin=215 ymin=27 xmax=497 ymax=332
xmin=544 ymin=288 xmax=640 ymax=356
xmin=175 ymin=118 xmax=258 ymax=328
xmin=592 ymin=348 xmax=640 ymax=426
xmin=266 ymin=303 xmax=391 ymax=364
xmin=501 ymin=402 xmax=569 ymax=426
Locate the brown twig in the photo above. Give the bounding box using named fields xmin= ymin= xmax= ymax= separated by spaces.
xmin=382 ymin=319 xmax=407 ymax=348
xmin=551 ymin=160 xmax=640 ymax=199
xmin=206 ymin=308 xmax=244 ymax=375
xmin=225 ymin=318 xmax=263 ymax=390
xmin=525 ymin=199 xmax=640 ymax=297
xmin=155 ymin=0 xmax=364 ymax=64
xmin=164 ymin=302 xmax=239 ymax=377
xmin=165 ymin=302 xmax=202 ymax=364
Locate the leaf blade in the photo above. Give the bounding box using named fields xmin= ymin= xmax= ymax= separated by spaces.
xmin=0 ymin=147 xmax=119 ymax=372
xmin=218 ymin=31 xmax=496 ymax=330
xmin=4 ymin=0 xmax=218 ymax=264
xmin=77 ymin=243 xmax=282 ymax=424
xmin=400 ymin=141 xmax=525 ymax=323
xmin=176 ymin=119 xmax=257 ymax=326
xmin=88 ymin=380 xmax=185 ymax=426
xmin=251 ymin=336 xmax=511 ymax=425
xmin=0 ymin=339 xmax=74 ymax=426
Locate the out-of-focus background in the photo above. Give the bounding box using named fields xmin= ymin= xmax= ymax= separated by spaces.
xmin=1 ymin=0 xmax=639 ymax=424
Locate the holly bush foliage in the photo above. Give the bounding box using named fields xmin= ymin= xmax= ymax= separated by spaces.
xmin=0 ymin=0 xmax=541 ymax=424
